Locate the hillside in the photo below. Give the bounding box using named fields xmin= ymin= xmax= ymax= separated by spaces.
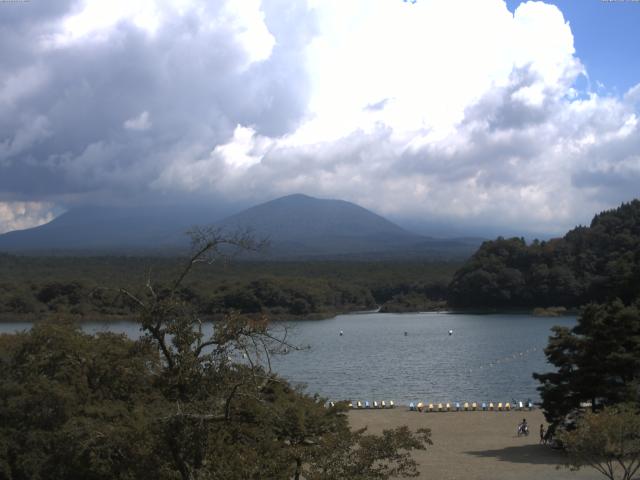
xmin=220 ymin=194 xmax=410 ymax=241
xmin=218 ymin=194 xmax=472 ymax=258
xmin=0 ymin=195 xmax=480 ymax=259
xmin=0 ymin=205 xmax=225 ymax=253
xmin=449 ymin=200 xmax=640 ymax=308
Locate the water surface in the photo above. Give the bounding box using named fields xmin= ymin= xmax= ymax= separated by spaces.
xmin=0 ymin=312 xmax=574 ymax=405
xmin=270 ymin=312 xmax=574 ymax=405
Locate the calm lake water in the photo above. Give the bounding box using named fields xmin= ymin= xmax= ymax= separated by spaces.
xmin=0 ymin=312 xmax=575 ymax=405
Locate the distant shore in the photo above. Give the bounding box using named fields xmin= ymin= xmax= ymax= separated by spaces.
xmin=0 ymin=306 xmax=578 ymax=325
xmin=348 ymin=408 xmax=600 ymax=480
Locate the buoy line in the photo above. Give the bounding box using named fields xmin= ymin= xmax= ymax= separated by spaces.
xmin=466 ymin=346 xmax=542 ymax=374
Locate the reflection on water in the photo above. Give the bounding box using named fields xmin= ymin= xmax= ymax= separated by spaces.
xmin=0 ymin=312 xmax=574 ymax=405
xmin=270 ymin=312 xmax=575 ymax=405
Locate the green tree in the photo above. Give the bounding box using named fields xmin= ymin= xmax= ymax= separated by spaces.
xmin=534 ymin=300 xmax=640 ymax=426
xmin=304 ymin=423 xmax=431 ymax=480
xmin=449 ymin=199 xmax=640 ymax=309
xmin=0 ymin=321 xmax=164 ymax=480
xmin=0 ymin=227 xmax=432 ymax=479
xmin=559 ymin=404 xmax=640 ymax=480
xmin=119 ymin=227 xmax=431 ymax=479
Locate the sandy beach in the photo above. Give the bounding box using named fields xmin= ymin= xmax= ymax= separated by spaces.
xmin=349 ymin=408 xmax=601 ymax=480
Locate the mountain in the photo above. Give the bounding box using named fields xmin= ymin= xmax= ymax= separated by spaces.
xmin=221 ymin=194 xmax=409 ymax=239
xmin=0 ymin=194 xmax=481 ymax=259
xmin=218 ymin=194 xmax=411 ymax=255
xmin=217 ymin=194 xmax=478 ymax=259
xmin=0 ymin=205 xmax=226 ymax=254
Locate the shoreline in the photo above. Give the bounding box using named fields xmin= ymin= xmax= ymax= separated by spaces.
xmin=0 ymin=307 xmax=578 ymax=324
xmin=349 ymin=409 xmax=600 ymax=480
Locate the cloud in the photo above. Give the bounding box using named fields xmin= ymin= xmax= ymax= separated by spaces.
xmin=0 ymin=0 xmax=315 ymax=206
xmin=155 ymin=0 xmax=639 ymax=233
xmin=0 ymin=0 xmax=639 ymax=236
xmin=0 ymin=114 xmax=51 ymax=164
xmin=0 ymin=201 xmax=55 ymax=234
xmin=124 ymin=111 xmax=151 ymax=131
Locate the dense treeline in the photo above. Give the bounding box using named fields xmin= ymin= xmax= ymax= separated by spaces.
xmin=4 ymin=200 xmax=639 ymax=317
xmin=0 ymin=322 xmax=432 ymax=480
xmin=0 ymin=235 xmax=432 ymax=479
xmin=0 ymin=255 xmax=457 ymax=320
xmin=450 ymin=200 xmax=640 ymax=309
xmin=534 ymin=300 xmax=640 ymax=426
xmin=528 ymin=200 xmax=640 ymax=455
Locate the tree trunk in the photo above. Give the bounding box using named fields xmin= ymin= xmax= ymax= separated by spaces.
xmin=294 ymin=457 xmax=302 ymax=480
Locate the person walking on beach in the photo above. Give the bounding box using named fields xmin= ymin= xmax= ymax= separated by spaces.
xmin=539 ymin=424 xmax=545 ymax=444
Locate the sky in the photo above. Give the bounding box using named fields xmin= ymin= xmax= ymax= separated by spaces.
xmin=0 ymin=0 xmax=639 ymax=236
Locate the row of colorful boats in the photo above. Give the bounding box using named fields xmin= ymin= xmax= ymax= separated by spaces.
xmin=333 ymin=399 xmax=535 ymax=411
xmin=409 ymin=400 xmax=534 ymax=412
xmin=348 ymin=400 xmax=396 ymax=409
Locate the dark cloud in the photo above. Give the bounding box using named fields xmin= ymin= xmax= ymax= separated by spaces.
xmin=572 ymin=167 xmax=640 ymax=193
xmin=463 ymin=67 xmax=556 ymax=132
xmin=0 ymin=0 xmax=316 ymax=207
xmin=0 ymin=0 xmax=79 ymax=26
xmin=570 ymin=119 xmax=640 ymax=205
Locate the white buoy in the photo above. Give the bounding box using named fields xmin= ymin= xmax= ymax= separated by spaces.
xmin=448 ymin=329 xmax=453 ymax=336
xmin=339 ymin=330 xmax=344 ymax=336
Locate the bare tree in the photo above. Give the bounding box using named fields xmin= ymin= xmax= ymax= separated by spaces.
xmin=119 ymin=228 xmax=300 ymax=479
xmin=116 ymin=227 xmax=431 ymax=480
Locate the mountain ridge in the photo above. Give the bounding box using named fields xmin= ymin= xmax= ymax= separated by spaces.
xmin=0 ymin=195 xmax=481 ymax=259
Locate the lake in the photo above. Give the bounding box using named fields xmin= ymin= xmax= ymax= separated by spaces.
xmin=0 ymin=312 xmax=574 ymax=405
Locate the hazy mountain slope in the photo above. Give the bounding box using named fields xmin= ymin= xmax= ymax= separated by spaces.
xmin=0 ymin=205 xmax=224 ymax=253
xmin=0 ymin=194 xmax=480 ymax=258
xmin=217 ymin=194 xmax=477 ymax=258
xmin=219 ymin=194 xmax=411 ymax=239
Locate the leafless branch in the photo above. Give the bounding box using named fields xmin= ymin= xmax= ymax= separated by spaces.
xmin=119 ymin=288 xmax=146 ymax=309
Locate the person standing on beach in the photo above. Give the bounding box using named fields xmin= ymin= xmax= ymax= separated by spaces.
xmin=539 ymin=424 xmax=545 ymax=444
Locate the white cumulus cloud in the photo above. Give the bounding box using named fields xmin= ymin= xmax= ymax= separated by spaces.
xmin=154 ymin=0 xmax=638 ymax=233
xmin=0 ymin=0 xmax=639 ymax=236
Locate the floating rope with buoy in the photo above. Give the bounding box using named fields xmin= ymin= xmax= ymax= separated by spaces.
xmin=466 ymin=346 xmax=541 ymax=374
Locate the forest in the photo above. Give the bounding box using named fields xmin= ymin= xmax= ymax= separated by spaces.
xmin=449 ymin=200 xmax=640 ymax=309
xmin=2 ymin=201 xmax=640 ymax=320
xmin=0 ymin=234 xmax=432 ymax=479
xmin=526 ymin=201 xmax=640 ymax=467
xmin=2 ymin=200 xmax=640 ymax=322
xmin=0 ymin=254 xmax=455 ymax=321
